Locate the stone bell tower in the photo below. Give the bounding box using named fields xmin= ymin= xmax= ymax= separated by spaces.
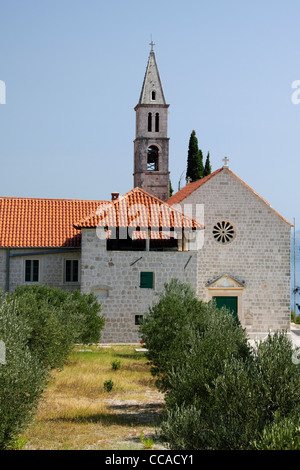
xmin=133 ymin=42 xmax=170 ymax=201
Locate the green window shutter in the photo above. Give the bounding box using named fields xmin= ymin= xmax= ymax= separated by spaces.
xmin=140 ymin=272 xmax=154 ymax=288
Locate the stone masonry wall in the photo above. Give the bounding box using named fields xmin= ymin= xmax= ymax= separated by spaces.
xmin=0 ymin=250 xmax=6 ymax=292
xmin=0 ymin=249 xmax=81 ymax=293
xmin=80 ymin=228 xmax=198 ymax=343
xmin=177 ymin=169 xmax=291 ymax=337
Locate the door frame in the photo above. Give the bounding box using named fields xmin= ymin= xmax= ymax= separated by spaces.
xmin=207 ymin=288 xmax=243 ymax=323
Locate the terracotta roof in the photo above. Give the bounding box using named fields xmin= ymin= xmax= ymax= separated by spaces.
xmin=167 ymin=168 xmax=292 ymax=226
xmin=0 ymin=197 xmax=110 ymax=248
xmin=74 ymin=187 xmax=203 ymax=231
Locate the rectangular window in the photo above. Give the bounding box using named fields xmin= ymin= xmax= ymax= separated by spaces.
xmin=140 ymin=271 xmax=154 ymax=288
xmin=25 ymin=260 xmax=39 ymax=282
xmin=135 ymin=315 xmax=143 ymax=326
xmin=65 ymin=260 xmax=79 ymax=283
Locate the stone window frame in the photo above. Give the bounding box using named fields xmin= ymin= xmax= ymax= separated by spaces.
xmin=207 ymin=287 xmax=243 ymax=324
xmin=205 ymin=274 xmax=246 ymax=325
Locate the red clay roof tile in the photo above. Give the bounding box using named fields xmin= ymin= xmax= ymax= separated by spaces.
xmin=0 ymin=197 xmax=109 ymax=248
xmin=74 ymin=187 xmax=203 ymax=231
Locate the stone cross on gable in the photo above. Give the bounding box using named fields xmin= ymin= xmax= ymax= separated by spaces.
xmin=149 ymin=40 xmax=155 ymax=51
xmin=222 ymin=157 xmax=229 ymax=168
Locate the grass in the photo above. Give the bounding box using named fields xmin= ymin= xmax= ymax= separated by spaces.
xmin=21 ymin=345 xmax=165 ymax=450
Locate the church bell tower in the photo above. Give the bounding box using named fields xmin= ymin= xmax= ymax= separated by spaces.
xmin=133 ymin=42 xmax=170 ymax=201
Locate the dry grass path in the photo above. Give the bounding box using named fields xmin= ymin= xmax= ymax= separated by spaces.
xmin=22 ymin=345 xmax=166 ymax=450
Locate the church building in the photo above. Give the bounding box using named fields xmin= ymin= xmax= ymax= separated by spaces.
xmin=0 ymin=44 xmax=292 ymax=342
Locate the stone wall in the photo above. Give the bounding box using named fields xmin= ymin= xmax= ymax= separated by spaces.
xmin=0 ymin=250 xmax=6 ymax=292
xmin=134 ymin=135 xmax=170 ymax=201
xmin=135 ymin=104 xmax=169 ymax=138
xmin=0 ymin=248 xmax=81 ymax=293
xmin=134 ymin=101 xmax=170 ymax=201
xmin=176 ymin=169 xmax=291 ymax=337
xmin=80 ymin=228 xmax=198 ymax=343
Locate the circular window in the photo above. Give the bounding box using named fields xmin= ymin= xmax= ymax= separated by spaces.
xmin=213 ymin=221 xmax=235 ymax=244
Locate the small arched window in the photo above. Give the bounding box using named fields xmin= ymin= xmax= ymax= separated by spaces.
xmin=147 ymin=145 xmax=159 ymax=171
xmin=155 ymin=113 xmax=159 ymax=132
xmin=151 ymin=90 xmax=156 ymax=101
xmin=148 ymin=113 xmax=152 ymax=132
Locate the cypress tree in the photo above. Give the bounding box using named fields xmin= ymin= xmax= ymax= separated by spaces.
xmin=204 ymin=152 xmax=212 ymax=177
xmin=198 ymin=149 xmax=204 ymax=179
xmin=169 ymin=180 xmax=174 ymax=197
xmin=186 ymin=131 xmax=203 ymax=182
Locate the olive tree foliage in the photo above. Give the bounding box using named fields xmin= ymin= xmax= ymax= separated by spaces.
xmin=6 ymin=285 xmax=105 ymax=369
xmin=0 ymin=298 xmax=48 ymax=449
xmin=0 ymin=285 xmax=105 ymax=449
xmin=140 ymin=279 xmax=250 ymax=394
xmin=140 ymin=279 xmax=300 ymax=450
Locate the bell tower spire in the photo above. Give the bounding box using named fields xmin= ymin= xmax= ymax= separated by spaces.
xmin=133 ymin=43 xmax=170 ymax=201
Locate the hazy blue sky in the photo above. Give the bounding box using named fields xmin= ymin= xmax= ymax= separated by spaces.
xmin=0 ymin=0 xmax=299 ymax=227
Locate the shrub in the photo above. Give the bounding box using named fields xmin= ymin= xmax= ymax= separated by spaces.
xmin=70 ymin=290 xmax=105 ymax=344
xmin=253 ymin=332 xmax=300 ymax=424
xmin=0 ymin=285 xmax=105 ymax=449
xmin=160 ymin=347 xmax=261 ymax=450
xmin=251 ymin=411 xmax=300 ymax=450
xmin=0 ymin=299 xmax=48 ymax=449
xmin=6 ymin=285 xmax=104 ymax=369
xmin=160 ymin=405 xmax=205 ymax=450
xmin=111 ymin=359 xmax=121 ymax=370
xmin=140 ymin=278 xmax=250 ymax=393
xmin=142 ymin=279 xmax=300 ymax=450
xmin=140 ymin=431 xmax=154 ymax=449
xmin=103 ymin=379 xmax=114 ymax=392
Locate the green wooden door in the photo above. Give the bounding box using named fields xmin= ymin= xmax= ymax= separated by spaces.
xmin=213 ymin=296 xmax=238 ymax=320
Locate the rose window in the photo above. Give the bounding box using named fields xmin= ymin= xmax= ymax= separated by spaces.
xmin=213 ymin=221 xmax=235 ymax=244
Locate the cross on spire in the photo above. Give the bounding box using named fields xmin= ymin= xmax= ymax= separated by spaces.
xmin=149 ymin=39 xmax=155 ymax=51
xmin=222 ymin=157 xmax=229 ymax=168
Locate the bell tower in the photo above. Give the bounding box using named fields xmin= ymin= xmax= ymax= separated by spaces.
xmin=133 ymin=42 xmax=170 ymax=201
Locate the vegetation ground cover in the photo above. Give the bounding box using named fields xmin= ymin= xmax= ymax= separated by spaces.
xmin=21 ymin=345 xmax=165 ymax=450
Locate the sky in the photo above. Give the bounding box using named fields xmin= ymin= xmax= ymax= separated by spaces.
xmin=0 ymin=0 xmax=300 ymax=228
